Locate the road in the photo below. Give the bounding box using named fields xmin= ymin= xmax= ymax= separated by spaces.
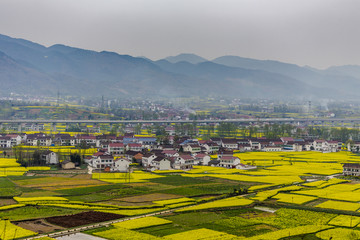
xmin=1 ymin=117 xmax=360 ymax=124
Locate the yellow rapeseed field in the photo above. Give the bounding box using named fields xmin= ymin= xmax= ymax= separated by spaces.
xmin=316 ymin=200 xmax=360 ymax=211
xmin=176 ymin=197 xmax=253 ymax=212
xmin=272 ymin=193 xmax=317 ymax=204
xmin=113 ymin=216 xmax=172 ymax=229
xmin=328 ymin=215 xmax=360 ymax=227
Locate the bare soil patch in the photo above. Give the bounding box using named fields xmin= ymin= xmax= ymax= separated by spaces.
xmin=0 ymin=199 xmax=17 ymax=206
xmin=70 ymin=174 xmax=93 ymax=179
xmin=13 ymin=219 xmax=64 ymax=234
xmin=45 ymin=211 xmax=126 ymax=228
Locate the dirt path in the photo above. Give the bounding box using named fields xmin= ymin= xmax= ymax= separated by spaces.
xmin=13 ymin=219 xmax=64 ymax=234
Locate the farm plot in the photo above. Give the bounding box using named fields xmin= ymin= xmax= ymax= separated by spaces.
xmin=302 ymin=178 xmax=349 ymax=188
xmin=0 ymin=206 xmax=83 ymax=221
xmin=247 ymin=225 xmax=332 ymax=240
xmin=92 ymin=171 xmax=164 ymax=183
xmin=328 ymin=215 xmax=360 ymax=227
xmin=137 ymin=208 xmax=338 ymax=239
xmin=113 ymin=216 xmax=172 ymax=229
xmin=175 ymin=196 xmax=253 ymax=212
xmin=316 ymin=228 xmax=360 ymax=240
xmin=293 ymin=183 xmax=360 ymax=202
xmin=0 ymin=220 xmax=37 ymax=240
xmin=90 ymin=226 xmax=164 ymax=240
xmin=164 ymin=228 xmax=238 ymax=240
xmin=45 ymin=211 xmax=126 ymax=228
xmin=315 ymin=200 xmax=360 ymax=211
xmin=13 ymin=176 xmax=107 ymax=190
xmin=271 ymin=193 xmax=317 ymax=204
xmin=0 ymin=177 xmax=22 ymax=197
xmin=182 ymin=173 xmax=303 ymax=186
xmin=250 ymin=185 xmax=303 ymax=201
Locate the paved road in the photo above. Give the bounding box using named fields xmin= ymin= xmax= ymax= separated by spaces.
xmin=1 ymin=117 xmax=360 ymax=124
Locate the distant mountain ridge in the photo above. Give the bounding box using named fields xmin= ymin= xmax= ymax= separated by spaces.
xmin=0 ymin=33 xmax=360 ymax=99
xmin=164 ymin=53 xmax=207 ymax=64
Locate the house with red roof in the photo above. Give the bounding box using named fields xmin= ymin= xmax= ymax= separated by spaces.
xmin=126 ymin=143 xmax=142 ymax=152
xmin=172 ymin=154 xmax=194 ymax=170
xmin=108 ymin=143 xmax=125 ymax=155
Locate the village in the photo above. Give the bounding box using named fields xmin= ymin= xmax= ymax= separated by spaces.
xmin=0 ymin=127 xmax=353 ymax=175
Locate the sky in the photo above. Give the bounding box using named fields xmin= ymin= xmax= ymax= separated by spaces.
xmin=0 ymin=0 xmax=359 ymax=69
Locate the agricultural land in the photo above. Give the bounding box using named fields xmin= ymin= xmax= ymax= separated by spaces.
xmin=0 ymin=151 xmax=360 ymax=239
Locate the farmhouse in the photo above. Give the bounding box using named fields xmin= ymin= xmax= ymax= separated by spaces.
xmin=0 ymin=136 xmax=11 ymax=148
xmin=112 ymin=158 xmax=131 ymax=172
xmin=88 ymin=153 xmax=114 ymax=170
xmin=41 ymin=150 xmax=58 ymax=164
xmin=149 ymin=156 xmax=171 ymax=171
xmin=172 ymin=154 xmax=194 ymax=170
xmin=263 ymin=146 xmax=282 ymax=152
xmin=183 ymin=143 xmax=201 ymax=153
xmin=221 ymin=139 xmax=238 ymax=150
xmin=343 ymin=163 xmax=360 ymax=176
xmin=203 ymin=142 xmax=220 ymax=153
xmin=108 ymin=143 xmax=125 ymax=155
xmin=127 ymin=143 xmax=142 ymax=152
xmin=218 ymin=155 xmax=241 ymax=168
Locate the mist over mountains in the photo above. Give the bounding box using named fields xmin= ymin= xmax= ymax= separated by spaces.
xmin=0 ymin=33 xmax=360 ymax=99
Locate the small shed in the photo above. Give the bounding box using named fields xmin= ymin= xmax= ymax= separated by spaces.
xmin=61 ymin=160 xmax=75 ymax=169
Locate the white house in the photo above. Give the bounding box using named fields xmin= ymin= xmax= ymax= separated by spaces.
xmin=26 ymin=136 xmax=52 ymax=146
xmin=194 ymin=153 xmax=211 ymax=165
xmin=0 ymin=137 xmax=11 ymax=148
xmin=238 ymin=144 xmax=252 ymax=152
xmin=6 ymin=134 xmax=22 ymax=146
xmin=221 ymin=139 xmax=238 ymax=150
xmin=203 ymin=142 xmax=220 ymax=153
xmin=41 ymin=150 xmax=58 ymax=164
xmin=183 ymin=144 xmax=201 ymax=153
xmin=112 ymin=158 xmax=131 ymax=172
xmin=348 ymin=142 xmax=360 ymax=152
xmin=141 ymin=153 xmax=157 ymax=168
xmin=150 ymin=157 xmax=171 ymax=171
xmin=172 ymin=154 xmax=194 ymax=170
xmin=218 ymin=155 xmax=241 ymax=168
xmin=327 ymin=141 xmax=341 ymax=152
xmin=313 ymin=140 xmax=328 ymax=151
xmin=76 ymin=135 xmax=100 ymax=147
xmin=88 ymin=154 xmax=114 ymax=170
xmin=263 ymin=146 xmax=282 ymax=152
xmin=249 ymin=139 xmax=261 ymax=150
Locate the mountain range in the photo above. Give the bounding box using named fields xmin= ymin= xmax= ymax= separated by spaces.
xmin=0 ymin=33 xmax=360 ymax=99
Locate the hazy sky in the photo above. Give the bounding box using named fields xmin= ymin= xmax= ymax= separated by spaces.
xmin=0 ymin=0 xmax=359 ymax=68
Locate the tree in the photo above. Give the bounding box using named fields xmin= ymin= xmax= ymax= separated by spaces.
xmin=70 ymin=153 xmax=82 ymax=166
xmin=110 ymin=124 xmax=119 ymax=135
xmin=217 ymin=123 xmax=237 ymax=138
xmin=134 ymin=124 xmax=142 ymax=135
